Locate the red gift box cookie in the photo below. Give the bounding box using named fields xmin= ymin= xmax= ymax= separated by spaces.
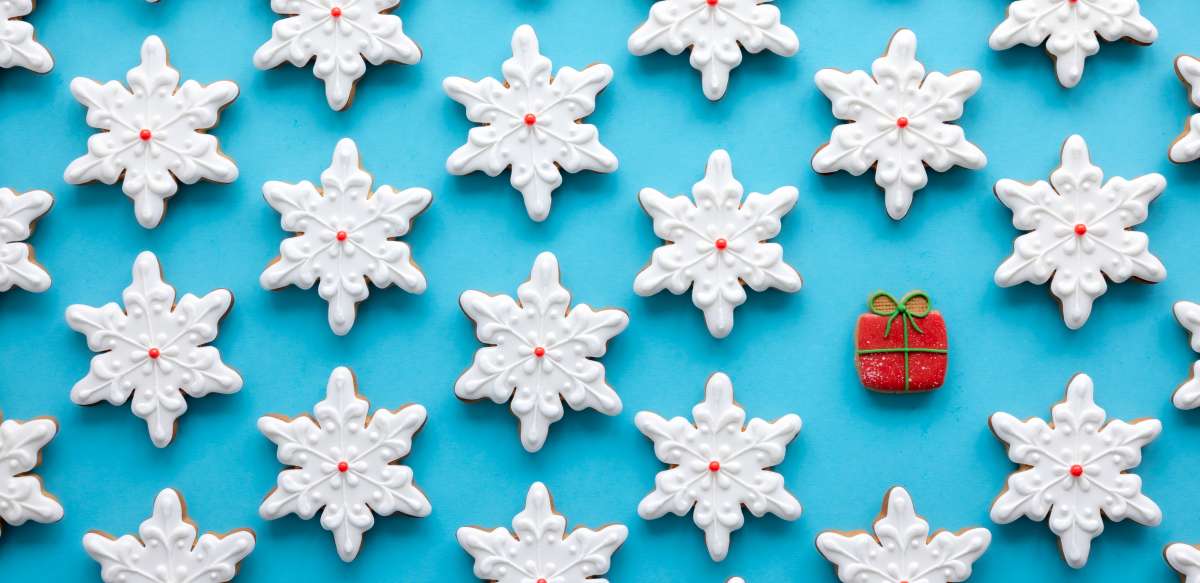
xmin=855 ymin=291 xmax=948 ymax=392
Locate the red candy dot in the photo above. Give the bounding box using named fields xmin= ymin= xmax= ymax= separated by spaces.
xmin=537 ymin=579 xmax=548 ymax=583
xmin=1074 ymin=224 xmax=1087 ymax=236
xmin=534 ymin=346 xmax=546 ymax=358
xmin=139 ymin=129 xmax=152 ymax=141
xmin=336 ymin=230 xmax=348 ymax=242
xmin=524 ymin=113 xmax=537 ymax=126
xmin=896 ymin=117 xmax=909 ymax=128
xmin=147 ymin=348 xmax=160 ymax=359
xmin=715 ymin=238 xmax=728 ymax=250
xmin=709 ymin=461 xmax=721 ymax=472
xmin=338 ymin=461 xmax=349 ymax=473
xmin=706 ymin=0 xmax=718 ymax=5
xmin=330 ymin=6 xmax=342 ymax=17
xmin=1070 ymin=464 xmax=1084 ymax=477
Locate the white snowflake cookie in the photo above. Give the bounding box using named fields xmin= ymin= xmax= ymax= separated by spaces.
xmin=457 ymin=482 xmax=628 ymax=583
xmin=84 ymin=488 xmax=255 ymax=582
xmin=813 ymin=29 xmax=986 ymax=220
xmin=1168 ymin=543 xmax=1200 ymax=583
xmin=259 ymin=367 xmax=431 ymax=562
xmin=66 ymin=251 xmax=243 ymax=448
xmin=994 ymin=135 xmax=1165 ymax=330
xmin=1171 ymin=301 xmax=1200 ymax=410
xmin=0 ymin=187 xmax=52 ymax=293
xmin=817 ymin=487 xmax=991 ymax=583
xmin=989 ymin=373 xmax=1162 ymax=569
xmin=260 ymin=138 xmax=431 ymax=336
xmin=0 ymin=413 xmax=63 ymax=538
xmin=444 ymin=25 xmax=617 ymax=222
xmin=636 ymin=372 xmax=802 ymax=561
xmin=628 ymin=0 xmax=799 ymax=101
xmin=1171 ymin=55 xmax=1200 ymax=164
xmin=456 ymin=252 xmax=628 ymax=453
xmin=254 ymin=0 xmax=420 ymax=110
xmin=989 ymin=0 xmax=1157 ymax=88
xmin=64 ymin=35 xmax=238 ymax=229
xmin=634 ymin=149 xmax=801 ymax=339
xmin=0 ymin=0 xmax=52 ymax=73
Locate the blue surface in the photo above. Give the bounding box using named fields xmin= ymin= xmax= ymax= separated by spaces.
xmin=3 ymin=0 xmax=1200 ymax=581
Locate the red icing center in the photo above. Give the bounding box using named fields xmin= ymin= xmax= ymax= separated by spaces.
xmin=331 ymin=6 xmax=342 ymax=17
xmin=524 ymin=113 xmax=537 ymax=126
xmin=715 ymin=238 xmax=728 ymax=250
xmin=534 ymin=346 xmax=546 ymax=358
xmin=1074 ymin=224 xmax=1087 ymax=236
xmin=709 ymin=461 xmax=721 ymax=472
xmin=537 ymin=579 xmax=548 ymax=583
xmin=707 ymin=0 xmax=718 ymax=5
xmin=139 ymin=129 xmax=152 ymax=141
xmin=1070 ymin=464 xmax=1084 ymax=477
xmin=336 ymin=230 xmax=348 ymax=242
xmin=338 ymin=461 xmax=349 ymax=473
xmin=147 ymin=348 xmax=161 ymax=359
xmin=896 ymin=117 xmax=909 ymax=128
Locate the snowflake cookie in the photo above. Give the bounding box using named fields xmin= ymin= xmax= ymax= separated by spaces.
xmin=628 ymin=0 xmax=799 ymax=101
xmin=817 ymin=487 xmax=991 ymax=583
xmin=444 ymin=25 xmax=617 ymax=222
xmin=989 ymin=0 xmax=1157 ymax=88
xmin=0 ymin=0 xmax=52 ymax=73
xmin=1171 ymin=301 xmax=1200 ymax=410
xmin=634 ymin=149 xmax=801 ymax=339
xmin=259 ymin=367 xmax=431 ymax=562
xmin=0 ymin=187 xmax=52 ymax=293
xmin=456 ymin=252 xmax=628 ymax=453
xmin=457 ymin=482 xmax=628 ymax=583
xmin=84 ymin=488 xmax=255 ymax=582
xmin=1168 ymin=543 xmax=1200 ymax=583
xmin=989 ymin=373 xmax=1162 ymax=569
xmin=66 ymin=251 xmax=242 ymax=448
xmin=994 ymin=135 xmax=1165 ymax=330
xmin=813 ymin=29 xmax=986 ymax=220
xmin=636 ymin=372 xmax=802 ymax=561
xmin=253 ymin=0 xmax=420 ymax=110
xmin=1171 ymin=55 xmax=1200 ymax=164
xmin=0 ymin=413 xmax=63 ymax=538
xmin=260 ymin=138 xmax=431 ymax=336
xmin=64 ymin=35 xmax=238 ymax=229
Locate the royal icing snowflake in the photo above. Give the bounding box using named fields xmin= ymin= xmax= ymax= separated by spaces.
xmin=1172 ymin=301 xmax=1200 ymax=410
xmin=0 ymin=188 xmax=51 ymax=293
xmin=989 ymin=373 xmax=1162 ymax=569
xmin=634 ymin=149 xmax=801 ymax=339
xmin=63 ymin=35 xmax=238 ymax=229
xmin=0 ymin=414 xmax=63 ymax=538
xmin=259 ymin=367 xmax=431 ymax=562
xmin=260 ymin=138 xmax=431 ymax=336
xmin=636 ymin=372 xmax=802 ymax=561
xmin=253 ymin=0 xmax=421 ymax=110
xmin=457 ymin=482 xmax=628 ymax=583
xmin=0 ymin=0 xmax=52 ymax=73
xmin=628 ymin=0 xmax=799 ymax=101
xmin=83 ymin=489 xmax=255 ymax=582
xmin=444 ymin=25 xmax=617 ymax=222
xmin=817 ymin=487 xmax=992 ymax=583
xmin=989 ymin=0 xmax=1157 ymax=88
xmin=813 ymin=29 xmax=986 ymax=220
xmin=1168 ymin=543 xmax=1200 ymax=583
xmin=66 ymin=251 xmax=243 ymax=448
xmin=1171 ymin=56 xmax=1200 ymax=164
xmin=456 ymin=252 xmax=628 ymax=453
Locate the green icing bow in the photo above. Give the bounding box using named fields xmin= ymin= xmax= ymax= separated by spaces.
xmin=857 ymin=290 xmax=946 ymax=392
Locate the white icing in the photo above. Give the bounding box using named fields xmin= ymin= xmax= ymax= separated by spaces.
xmin=1168 ymin=543 xmax=1200 ymax=583
xmin=260 ymin=138 xmax=431 ymax=336
xmin=253 ymin=0 xmax=420 ymax=111
xmin=636 ymin=372 xmax=802 ymax=561
xmin=444 ymin=25 xmax=617 ymax=222
xmin=989 ymin=0 xmax=1157 ymax=88
xmin=65 ymin=251 xmax=243 ymax=448
xmin=0 ymin=187 xmax=51 ymax=293
xmin=817 ymin=487 xmax=991 ymax=583
xmin=63 ymin=35 xmax=238 ymax=229
xmin=0 ymin=415 xmax=62 ymax=537
xmin=457 ymin=482 xmax=627 ymax=583
xmin=989 ymin=373 xmax=1162 ymax=569
xmin=259 ymin=366 xmax=430 ymax=562
xmin=457 ymin=252 xmax=628 ymax=452
xmin=83 ymin=488 xmax=254 ymax=582
xmin=0 ymin=0 xmax=51 ymax=73
xmin=1172 ymin=301 xmax=1200 ymax=410
xmin=1172 ymin=56 xmax=1200 ymax=164
xmin=994 ymin=134 xmax=1165 ymax=330
xmin=634 ymin=149 xmax=801 ymax=339
xmin=628 ymin=0 xmax=798 ymax=101
xmin=813 ymin=29 xmax=986 ymax=220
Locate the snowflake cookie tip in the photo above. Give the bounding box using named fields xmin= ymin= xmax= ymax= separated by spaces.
xmin=1167 ymin=543 xmax=1200 ymax=582
xmin=0 ymin=187 xmax=53 ymax=293
xmin=1172 ymin=301 xmax=1200 ymax=410
xmin=0 ymin=0 xmax=53 ymax=73
xmin=1171 ymin=55 xmax=1200 ymax=164
xmin=0 ymin=414 xmax=63 ymax=537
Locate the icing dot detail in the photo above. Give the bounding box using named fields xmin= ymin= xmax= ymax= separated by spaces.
xmin=336 ymin=230 xmax=348 ymax=242
xmin=1070 ymin=464 xmax=1084 ymax=477
xmin=896 ymin=117 xmax=909 ymax=129
xmin=338 ymin=461 xmax=349 ymax=473
xmin=1074 ymin=224 xmax=1087 ymax=236
xmin=139 ymin=129 xmax=152 ymax=141
xmin=147 ymin=347 xmax=160 ymax=359
xmin=706 ymin=0 xmax=718 ymax=5
xmin=709 ymin=461 xmax=720 ymax=472
xmin=537 ymin=579 xmax=548 ymax=583
xmin=533 ymin=346 xmax=546 ymax=358
xmin=330 ymin=6 xmax=342 ymax=17
xmin=715 ymin=238 xmax=728 ymax=250
xmin=524 ymin=113 xmax=537 ymax=126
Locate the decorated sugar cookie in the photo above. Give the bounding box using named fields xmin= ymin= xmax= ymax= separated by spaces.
xmin=1171 ymin=56 xmax=1200 ymax=164
xmin=1168 ymin=543 xmax=1200 ymax=583
xmin=1172 ymin=301 xmax=1200 ymax=410
xmin=260 ymin=138 xmax=431 ymax=336
xmin=259 ymin=367 xmax=431 ymax=562
xmin=254 ymin=0 xmax=420 ymax=110
xmin=817 ymin=487 xmax=991 ymax=583
xmin=628 ymin=0 xmax=799 ymax=101
xmin=66 ymin=251 xmax=242 ymax=448
xmin=0 ymin=188 xmax=52 ymax=293
xmin=989 ymin=0 xmax=1157 ymax=88
xmin=456 ymin=252 xmax=628 ymax=453
xmin=813 ymin=29 xmax=986 ymax=220
xmin=989 ymin=373 xmax=1161 ymax=568
xmin=0 ymin=0 xmax=52 ymax=73
xmin=83 ymin=489 xmax=255 ymax=582
xmin=855 ymin=291 xmax=948 ymax=393
xmin=636 ymin=373 xmax=802 ymax=561
xmin=458 ymin=482 xmax=627 ymax=583
xmin=0 ymin=413 xmax=63 ymax=538
xmin=634 ymin=150 xmax=802 ymax=339
xmin=444 ymin=25 xmax=617 ymax=222
xmin=994 ymin=135 xmax=1166 ymax=330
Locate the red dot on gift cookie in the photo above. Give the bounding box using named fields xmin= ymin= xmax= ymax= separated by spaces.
xmin=1070 ymin=464 xmax=1084 ymax=477
xmin=139 ymin=129 xmax=152 ymax=141
xmin=896 ymin=117 xmax=909 ymax=128
xmin=533 ymin=346 xmax=546 ymax=358
xmin=524 ymin=113 xmax=537 ymax=126
xmin=147 ymin=347 xmax=160 ymax=359
xmin=709 ymin=461 xmax=721 ymax=472
xmin=715 ymin=238 xmax=728 ymax=250
xmin=330 ymin=6 xmax=342 ymax=17
xmin=1074 ymin=224 xmax=1087 ymax=236
xmin=336 ymin=230 xmax=348 ymax=242
xmin=338 ymin=461 xmax=349 ymax=473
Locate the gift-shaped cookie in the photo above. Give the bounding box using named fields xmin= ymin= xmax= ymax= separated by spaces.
xmin=854 ymin=291 xmax=948 ymax=392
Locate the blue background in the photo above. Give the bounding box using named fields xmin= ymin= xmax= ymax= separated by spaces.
xmin=2 ymin=0 xmax=1200 ymax=580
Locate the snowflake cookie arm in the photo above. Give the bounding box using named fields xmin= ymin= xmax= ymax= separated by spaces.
xmin=0 ymin=188 xmax=52 ymax=292
xmin=1171 ymin=56 xmax=1200 ymax=164
xmin=1172 ymin=301 xmax=1200 ymax=410
xmin=0 ymin=416 xmax=63 ymax=536
xmin=628 ymin=0 xmax=799 ymax=101
xmin=0 ymin=0 xmax=52 ymax=73
xmin=1168 ymin=543 xmax=1200 ymax=583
